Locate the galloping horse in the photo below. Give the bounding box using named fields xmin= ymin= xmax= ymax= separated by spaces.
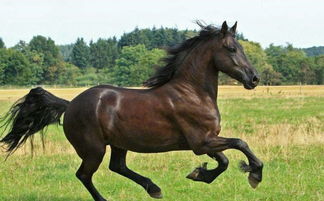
xmin=0 ymin=21 xmax=263 ymax=201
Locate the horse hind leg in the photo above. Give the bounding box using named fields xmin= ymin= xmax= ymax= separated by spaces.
xmin=75 ymin=144 xmax=107 ymax=201
xmin=109 ymin=146 xmax=162 ymax=199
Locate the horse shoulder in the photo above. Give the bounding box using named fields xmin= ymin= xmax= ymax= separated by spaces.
xmin=172 ymin=98 xmax=221 ymax=154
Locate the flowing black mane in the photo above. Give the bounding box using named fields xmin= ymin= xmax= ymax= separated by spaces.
xmin=143 ymin=23 xmax=221 ymax=88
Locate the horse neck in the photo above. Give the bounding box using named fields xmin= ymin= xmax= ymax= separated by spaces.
xmin=168 ymin=43 xmax=219 ymax=101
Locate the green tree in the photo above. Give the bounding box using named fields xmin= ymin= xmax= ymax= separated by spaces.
xmin=153 ymin=27 xmax=168 ymax=48
xmin=260 ymin=64 xmax=282 ymax=85
xmin=89 ymin=38 xmax=119 ymax=69
xmin=13 ymin=40 xmax=29 ymax=53
xmin=58 ymin=44 xmax=74 ymax=62
xmin=128 ymin=48 xmax=165 ymax=85
xmin=313 ymin=55 xmax=324 ymax=84
xmin=302 ymin=46 xmax=324 ymax=57
xmin=236 ymin=33 xmax=248 ymax=41
xmin=298 ymin=58 xmax=316 ymax=84
xmin=118 ymin=27 xmax=189 ymax=50
xmin=119 ymin=27 xmax=150 ymax=48
xmin=0 ymin=38 xmax=5 ymax=48
xmin=0 ymin=51 xmax=5 ymax=83
xmin=71 ymin=38 xmax=90 ymax=68
xmin=46 ymin=61 xmax=80 ymax=85
xmin=111 ymin=44 xmax=165 ymax=86
xmin=266 ymin=44 xmax=307 ymax=84
xmin=0 ymin=48 xmax=41 ymax=85
xmin=111 ymin=45 xmax=147 ymax=86
xmin=76 ymin=67 xmax=99 ymax=86
xmin=29 ymin=35 xmax=60 ymax=67
xmin=13 ymin=40 xmax=45 ymax=84
xmin=59 ymin=63 xmax=80 ymax=85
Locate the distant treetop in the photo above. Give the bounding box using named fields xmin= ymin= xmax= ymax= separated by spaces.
xmin=302 ymin=46 xmax=324 ymax=57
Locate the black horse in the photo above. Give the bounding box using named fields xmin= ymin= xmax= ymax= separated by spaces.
xmin=0 ymin=21 xmax=263 ymax=201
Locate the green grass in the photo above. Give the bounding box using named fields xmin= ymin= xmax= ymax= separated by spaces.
xmin=0 ymin=146 xmax=323 ymax=201
xmin=219 ymin=97 xmax=324 ymax=125
xmin=0 ymin=89 xmax=323 ymax=201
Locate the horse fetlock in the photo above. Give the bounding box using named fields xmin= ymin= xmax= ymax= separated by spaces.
xmin=255 ymin=161 xmax=263 ymax=170
xmin=239 ymin=160 xmax=252 ymax=173
xmin=249 ymin=160 xmax=263 ymax=174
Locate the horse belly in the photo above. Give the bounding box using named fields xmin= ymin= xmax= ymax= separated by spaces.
xmin=102 ymin=115 xmax=189 ymax=153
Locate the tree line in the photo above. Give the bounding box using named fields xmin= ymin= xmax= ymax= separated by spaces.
xmin=0 ymin=27 xmax=323 ymax=87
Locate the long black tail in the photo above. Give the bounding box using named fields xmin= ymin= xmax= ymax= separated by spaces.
xmin=0 ymin=87 xmax=70 ymax=155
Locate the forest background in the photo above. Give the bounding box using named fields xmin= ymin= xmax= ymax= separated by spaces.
xmin=0 ymin=27 xmax=323 ymax=87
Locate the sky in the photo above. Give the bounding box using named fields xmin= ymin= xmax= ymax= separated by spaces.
xmin=0 ymin=0 xmax=323 ymax=48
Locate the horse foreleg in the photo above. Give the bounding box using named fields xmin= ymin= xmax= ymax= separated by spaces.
xmin=191 ymin=136 xmax=263 ymax=188
xmin=109 ymin=146 xmax=162 ymax=199
xmin=186 ymin=152 xmax=229 ymax=183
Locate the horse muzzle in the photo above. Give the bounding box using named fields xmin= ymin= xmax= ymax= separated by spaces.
xmin=243 ymin=74 xmax=260 ymax=90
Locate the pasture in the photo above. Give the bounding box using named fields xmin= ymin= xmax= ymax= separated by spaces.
xmin=0 ymin=85 xmax=323 ymax=201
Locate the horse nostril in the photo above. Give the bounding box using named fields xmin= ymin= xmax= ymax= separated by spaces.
xmin=252 ymin=75 xmax=260 ymax=85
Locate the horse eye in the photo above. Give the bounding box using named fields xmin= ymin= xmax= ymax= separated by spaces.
xmin=227 ymin=47 xmax=236 ymax=53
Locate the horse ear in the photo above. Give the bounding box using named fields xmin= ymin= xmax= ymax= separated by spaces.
xmin=220 ymin=21 xmax=228 ymax=35
xmin=230 ymin=21 xmax=237 ymax=35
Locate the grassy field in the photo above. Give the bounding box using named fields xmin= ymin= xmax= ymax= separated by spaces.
xmin=0 ymin=85 xmax=323 ymax=201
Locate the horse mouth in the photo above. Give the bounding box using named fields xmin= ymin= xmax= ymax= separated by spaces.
xmin=243 ymin=82 xmax=257 ymax=90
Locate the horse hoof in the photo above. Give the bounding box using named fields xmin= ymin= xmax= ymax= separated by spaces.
xmin=248 ymin=174 xmax=260 ymax=188
xmin=149 ymin=191 xmax=163 ymax=199
xmin=186 ymin=168 xmax=200 ymax=180
xmin=187 ymin=162 xmax=209 ymax=181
